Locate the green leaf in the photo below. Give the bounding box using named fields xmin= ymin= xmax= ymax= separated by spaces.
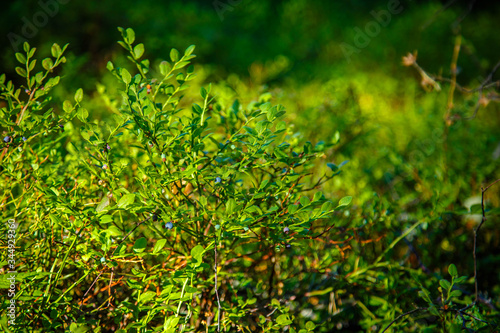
xmin=133 ymin=237 xmax=147 ymax=253
xmin=306 ymin=287 xmax=333 ymax=296
xmin=63 ymin=100 xmax=73 ymax=113
xmin=449 ymin=289 xmax=462 ymax=298
xmin=185 ymin=286 xmax=198 ymax=293
xmin=448 ymin=264 xmax=458 ymax=277
xmin=77 ymin=108 xmax=88 ymax=122
xmin=418 ymin=289 xmax=432 ymax=304
xmin=191 ymin=245 xmax=204 ymax=266
xmin=226 ymin=198 xmax=236 ymax=216
xmin=276 ymin=314 xmax=292 ymax=326
xmin=74 ymin=88 xmax=83 ymax=103
xmin=337 ymin=196 xmax=352 ymax=207
xmin=28 ymin=59 xmax=36 ymax=71
xmin=321 ymin=201 xmax=333 ymax=212
xmin=15 ymin=67 xmax=27 ymax=78
xmin=185 ymin=45 xmax=195 ymax=56
xmin=170 ymin=48 xmax=180 ymax=62
xmin=106 ymin=61 xmax=114 ymax=71
xmin=42 ymin=58 xmax=54 ymax=70
xmin=288 ymin=204 xmax=299 ymax=214
xmin=439 ymin=279 xmax=451 ymax=290
xmin=153 ymin=239 xmax=167 ymax=254
xmin=125 ymin=28 xmax=135 ymax=44
xmin=159 ymin=61 xmax=171 ymax=76
xmin=133 ymin=43 xmax=144 ymax=59
xmin=117 ymin=194 xmax=135 ymax=209
xmin=15 ymin=52 xmax=27 ymax=64
xmin=139 ymin=290 xmax=156 ymax=303
xmin=121 ymin=68 xmax=131 ymax=85
xmin=100 ymin=215 xmax=114 ymax=224
xmin=300 ymin=196 xmax=310 ymax=206
xmin=305 ymin=321 xmax=316 ymax=330
xmin=51 ymin=43 xmax=62 ymax=58
xmin=96 ymin=196 xmax=110 ymax=213
xmin=313 ymin=191 xmax=323 ymax=202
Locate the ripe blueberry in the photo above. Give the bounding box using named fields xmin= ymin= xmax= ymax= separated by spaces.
xmin=285 ymin=244 xmax=291 ymax=249
xmin=3 ymin=136 xmax=10 ymax=143
xmin=283 ymin=226 xmax=290 ymax=234
xmin=165 ymin=221 xmax=174 ymax=230
xmin=215 ymin=177 xmax=222 ymax=184
xmin=152 ymin=214 xmax=158 ymax=222
xmin=100 ymin=257 xmax=106 ymax=263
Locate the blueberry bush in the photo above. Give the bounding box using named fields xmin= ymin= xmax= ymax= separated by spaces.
xmin=1 ymin=28 xmax=354 ymax=332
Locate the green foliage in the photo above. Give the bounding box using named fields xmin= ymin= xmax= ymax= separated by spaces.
xmin=0 ymin=28 xmax=353 ymax=332
xmin=1 ymin=6 xmax=499 ymax=331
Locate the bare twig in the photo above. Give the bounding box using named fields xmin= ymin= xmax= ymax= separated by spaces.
xmin=421 ymin=0 xmax=459 ymax=30
xmin=381 ymin=307 xmax=426 ymax=332
xmin=468 ymin=60 xmax=500 ymax=119
xmin=473 ymin=178 xmax=500 ymax=303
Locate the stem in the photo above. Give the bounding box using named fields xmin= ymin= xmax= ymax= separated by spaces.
xmin=214 ymin=234 xmax=221 ymax=332
xmin=473 ymin=178 xmax=500 ymax=303
xmin=176 ymin=277 xmax=189 ymax=317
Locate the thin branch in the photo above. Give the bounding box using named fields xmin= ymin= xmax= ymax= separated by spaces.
xmin=214 ymin=234 xmax=221 ymax=332
xmin=473 ymin=178 xmax=500 ymax=303
xmin=468 ymin=60 xmax=500 ymax=119
xmin=381 ymin=307 xmax=427 ymax=332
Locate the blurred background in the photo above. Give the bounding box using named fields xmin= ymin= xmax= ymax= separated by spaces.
xmin=1 ymin=0 xmax=500 ymax=87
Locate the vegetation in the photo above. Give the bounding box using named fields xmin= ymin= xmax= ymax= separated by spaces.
xmin=0 ymin=1 xmax=499 ymax=332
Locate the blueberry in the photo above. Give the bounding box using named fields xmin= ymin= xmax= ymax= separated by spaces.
xmin=165 ymin=221 xmax=174 ymax=230
xmin=3 ymin=136 xmax=10 ymax=143
xmin=106 ymin=144 xmax=111 ymax=150
xmin=152 ymin=214 xmax=158 ymax=222
xmin=22 ymin=137 xmax=27 ymax=142
xmin=283 ymin=226 xmax=290 ymax=234
xmin=100 ymin=257 xmax=106 ymax=263
xmin=215 ymin=177 xmax=222 ymax=184
xmin=285 ymin=244 xmax=291 ymax=249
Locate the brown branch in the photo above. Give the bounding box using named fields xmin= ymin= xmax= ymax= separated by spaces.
xmin=473 ymin=178 xmax=500 ymax=303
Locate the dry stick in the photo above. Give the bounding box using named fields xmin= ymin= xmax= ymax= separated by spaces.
xmin=473 ymin=178 xmax=500 ymax=303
